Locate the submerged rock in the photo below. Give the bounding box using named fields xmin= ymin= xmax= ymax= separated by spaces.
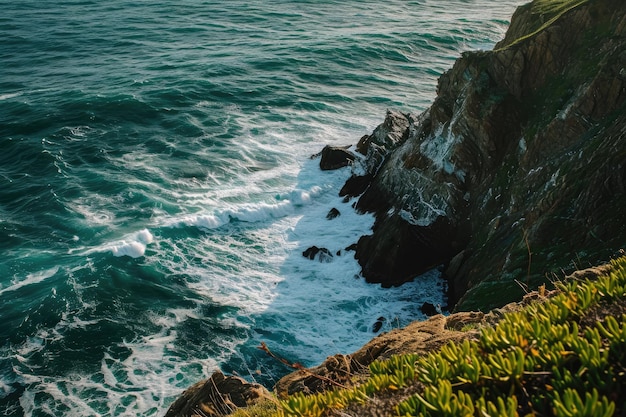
xmin=326 ymin=207 xmax=341 ymax=220
xmin=302 ymin=246 xmax=334 ymax=263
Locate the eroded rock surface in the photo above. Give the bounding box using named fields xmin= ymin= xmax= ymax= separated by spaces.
xmin=345 ymin=0 xmax=626 ymax=310
xmin=165 ymin=371 xmax=271 ymax=417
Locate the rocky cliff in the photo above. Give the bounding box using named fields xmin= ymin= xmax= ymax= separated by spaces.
xmin=345 ymin=0 xmax=626 ymax=310
xmin=167 ymin=260 xmax=624 ymax=417
xmin=165 ymin=1 xmax=626 ymax=415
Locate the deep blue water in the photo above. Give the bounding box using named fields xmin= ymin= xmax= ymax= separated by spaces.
xmin=1 ymin=1 xmax=524 ymax=415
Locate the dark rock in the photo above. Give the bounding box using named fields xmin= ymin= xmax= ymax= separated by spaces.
xmin=339 ymin=174 xmax=374 ymax=198
xmin=356 ymin=214 xmax=467 ymax=287
xmin=444 ymin=251 xmax=465 ymax=279
xmin=326 ymin=207 xmax=341 ymax=220
xmin=318 ymin=145 xmax=355 ymax=171
xmin=420 ymin=302 xmax=438 ymax=317
xmin=443 ymin=251 xmax=465 ymax=304
xmin=165 ymin=370 xmax=271 ymax=417
xmin=345 ymin=243 xmax=358 ymax=252
xmin=302 ymin=246 xmax=333 ymax=263
xmin=355 ymin=110 xmax=414 ymax=176
xmin=302 ymin=246 xmax=319 ymax=260
xmin=372 ymin=316 xmax=386 ymax=333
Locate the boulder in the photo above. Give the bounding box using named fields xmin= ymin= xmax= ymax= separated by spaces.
xmin=326 ymin=208 xmax=341 ymax=220
xmin=302 ymin=246 xmax=333 ymax=263
xmin=318 ymin=145 xmax=355 ymax=170
xmin=164 ymin=371 xmax=271 ymax=417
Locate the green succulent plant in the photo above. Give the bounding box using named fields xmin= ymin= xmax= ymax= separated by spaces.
xmin=270 ymin=257 xmax=626 ymax=417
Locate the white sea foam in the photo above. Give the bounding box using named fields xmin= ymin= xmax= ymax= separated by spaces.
xmin=84 ymin=229 xmax=154 ymax=258
xmin=0 ymin=92 xmax=22 ymax=101
xmin=109 ymin=229 xmax=154 ymax=258
xmin=157 ymin=153 xmax=447 ymax=373
xmin=8 ymin=298 xmax=234 ymax=417
xmin=0 ymin=267 xmax=59 ymax=296
xmin=71 ymin=200 xmax=116 ymax=226
xmin=111 ymin=241 xmax=147 ymax=257
xmin=241 ymin=169 xmax=445 ymax=365
xmin=6 ymin=85 xmax=442 ymax=417
xmin=166 ymin=186 xmax=324 ymax=232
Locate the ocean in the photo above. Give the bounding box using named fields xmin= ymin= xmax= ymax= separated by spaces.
xmin=0 ymin=1 xmax=524 ymax=415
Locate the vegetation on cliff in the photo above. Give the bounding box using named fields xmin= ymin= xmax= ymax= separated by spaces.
xmin=227 ymin=256 xmax=626 ymax=417
xmin=498 ymin=0 xmax=590 ymax=48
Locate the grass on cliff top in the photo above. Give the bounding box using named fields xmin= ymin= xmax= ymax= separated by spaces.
xmin=499 ymin=0 xmax=590 ymax=49
xmin=532 ymin=0 xmax=588 ymax=15
xmin=236 ymin=256 xmax=626 ymax=416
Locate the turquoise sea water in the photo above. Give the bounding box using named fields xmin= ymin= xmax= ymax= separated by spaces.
xmin=1 ymin=1 xmax=524 ymax=415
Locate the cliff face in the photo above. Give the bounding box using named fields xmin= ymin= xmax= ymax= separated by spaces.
xmin=165 ymin=3 xmax=626 ymax=415
xmin=349 ymin=0 xmax=626 ymax=310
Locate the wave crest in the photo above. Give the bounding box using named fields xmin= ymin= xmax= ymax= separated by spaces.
xmin=168 ymin=187 xmax=322 ymax=231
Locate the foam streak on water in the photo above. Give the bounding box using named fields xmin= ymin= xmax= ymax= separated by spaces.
xmin=1 ymin=1 xmax=525 ymax=415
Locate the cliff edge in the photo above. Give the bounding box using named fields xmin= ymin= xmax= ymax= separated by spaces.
xmin=347 ymin=0 xmax=626 ymax=310
xmin=165 ymin=1 xmax=626 ymax=415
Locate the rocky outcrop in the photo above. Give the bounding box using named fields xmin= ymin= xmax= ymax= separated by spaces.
xmin=164 ymin=371 xmax=271 ymax=417
xmin=302 ymin=246 xmax=334 ymax=262
xmin=346 ymin=0 xmax=626 ymax=310
xmin=274 ymin=312 xmax=482 ymax=398
xmin=315 ymin=145 xmax=355 ymax=171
